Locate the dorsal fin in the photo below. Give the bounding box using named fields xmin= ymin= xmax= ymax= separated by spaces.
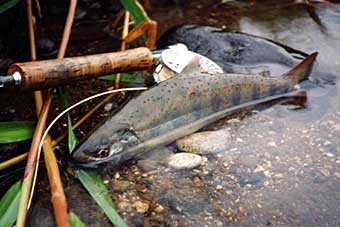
xmin=285 ymin=52 xmax=318 ymax=82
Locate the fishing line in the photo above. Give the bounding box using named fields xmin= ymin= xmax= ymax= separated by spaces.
xmin=28 ymin=86 xmax=147 ymax=209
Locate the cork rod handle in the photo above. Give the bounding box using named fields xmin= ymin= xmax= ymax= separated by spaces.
xmin=7 ymin=47 xmax=153 ymax=91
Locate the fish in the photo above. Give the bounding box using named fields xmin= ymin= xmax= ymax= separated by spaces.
xmin=72 ymin=52 xmax=317 ymax=167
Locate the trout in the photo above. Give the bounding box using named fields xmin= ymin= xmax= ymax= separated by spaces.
xmin=72 ymin=52 xmax=317 ymax=167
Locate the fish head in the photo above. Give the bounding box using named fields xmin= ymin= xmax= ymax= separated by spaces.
xmin=72 ymin=123 xmax=140 ymax=166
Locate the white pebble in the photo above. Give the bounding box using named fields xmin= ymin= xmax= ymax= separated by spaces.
xmin=268 ymin=141 xmax=277 ymax=147
xmin=167 ymin=153 xmax=202 ymax=170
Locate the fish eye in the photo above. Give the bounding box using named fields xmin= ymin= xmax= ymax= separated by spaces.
xmin=97 ymin=147 xmax=110 ymax=157
xmin=84 ymin=145 xmax=110 ymax=159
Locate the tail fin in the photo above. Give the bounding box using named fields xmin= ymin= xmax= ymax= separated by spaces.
xmin=284 ymin=52 xmax=318 ymax=83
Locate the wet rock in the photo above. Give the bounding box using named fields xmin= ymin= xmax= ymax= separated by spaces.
xmin=112 ymin=180 xmax=132 ymax=192
xmin=334 ymin=172 xmax=340 ymax=179
xmin=104 ymin=103 xmax=113 ymax=111
xmin=159 ymin=185 xmax=211 ymax=214
xmin=254 ymin=165 xmax=265 ymax=173
xmin=104 ymin=101 xmax=118 ymax=112
xmin=216 ymin=185 xmax=223 ymax=190
xmin=117 ymin=200 xmax=133 ymax=211
xmin=268 ymin=141 xmax=277 ymax=147
xmin=320 ymin=169 xmax=331 ymax=177
xmin=176 ymin=130 xmax=230 ymax=154
xmin=114 ymin=172 xmax=120 ymax=179
xmin=133 ymin=201 xmax=150 ymax=213
xmin=153 ymin=204 xmax=165 ymax=213
xmin=273 ymin=173 xmax=284 ymax=179
xmin=239 ymin=155 xmax=259 ymax=168
xmin=167 ymin=153 xmax=202 ymax=169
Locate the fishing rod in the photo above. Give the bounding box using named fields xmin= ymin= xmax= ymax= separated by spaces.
xmin=0 ymin=44 xmax=222 ymax=91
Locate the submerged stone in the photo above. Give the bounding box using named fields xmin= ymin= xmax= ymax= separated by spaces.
xmin=176 ymin=130 xmax=231 ymax=154
xmin=239 ymin=155 xmax=260 ymax=168
xmin=133 ymin=201 xmax=150 ymax=213
xmin=167 ymin=153 xmax=202 ymax=169
xmin=112 ymin=180 xmax=132 ymax=192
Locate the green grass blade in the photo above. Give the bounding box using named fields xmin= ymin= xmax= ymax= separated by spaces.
xmin=0 ymin=0 xmax=20 ymax=14
xmin=57 ymin=87 xmax=78 ymax=152
xmin=99 ymin=73 xmax=145 ymax=84
xmin=119 ymin=0 xmax=147 ymax=25
xmin=68 ymin=212 xmax=86 ymax=227
xmin=67 ymin=114 xmax=78 ymax=152
xmin=0 ymin=121 xmax=35 ymax=143
xmin=76 ymin=170 xmax=128 ymax=227
xmin=120 ymin=0 xmax=148 ymax=41
xmin=0 ymin=181 xmax=22 ymax=227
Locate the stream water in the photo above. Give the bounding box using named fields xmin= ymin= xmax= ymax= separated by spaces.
xmin=98 ymin=2 xmax=340 ymax=226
